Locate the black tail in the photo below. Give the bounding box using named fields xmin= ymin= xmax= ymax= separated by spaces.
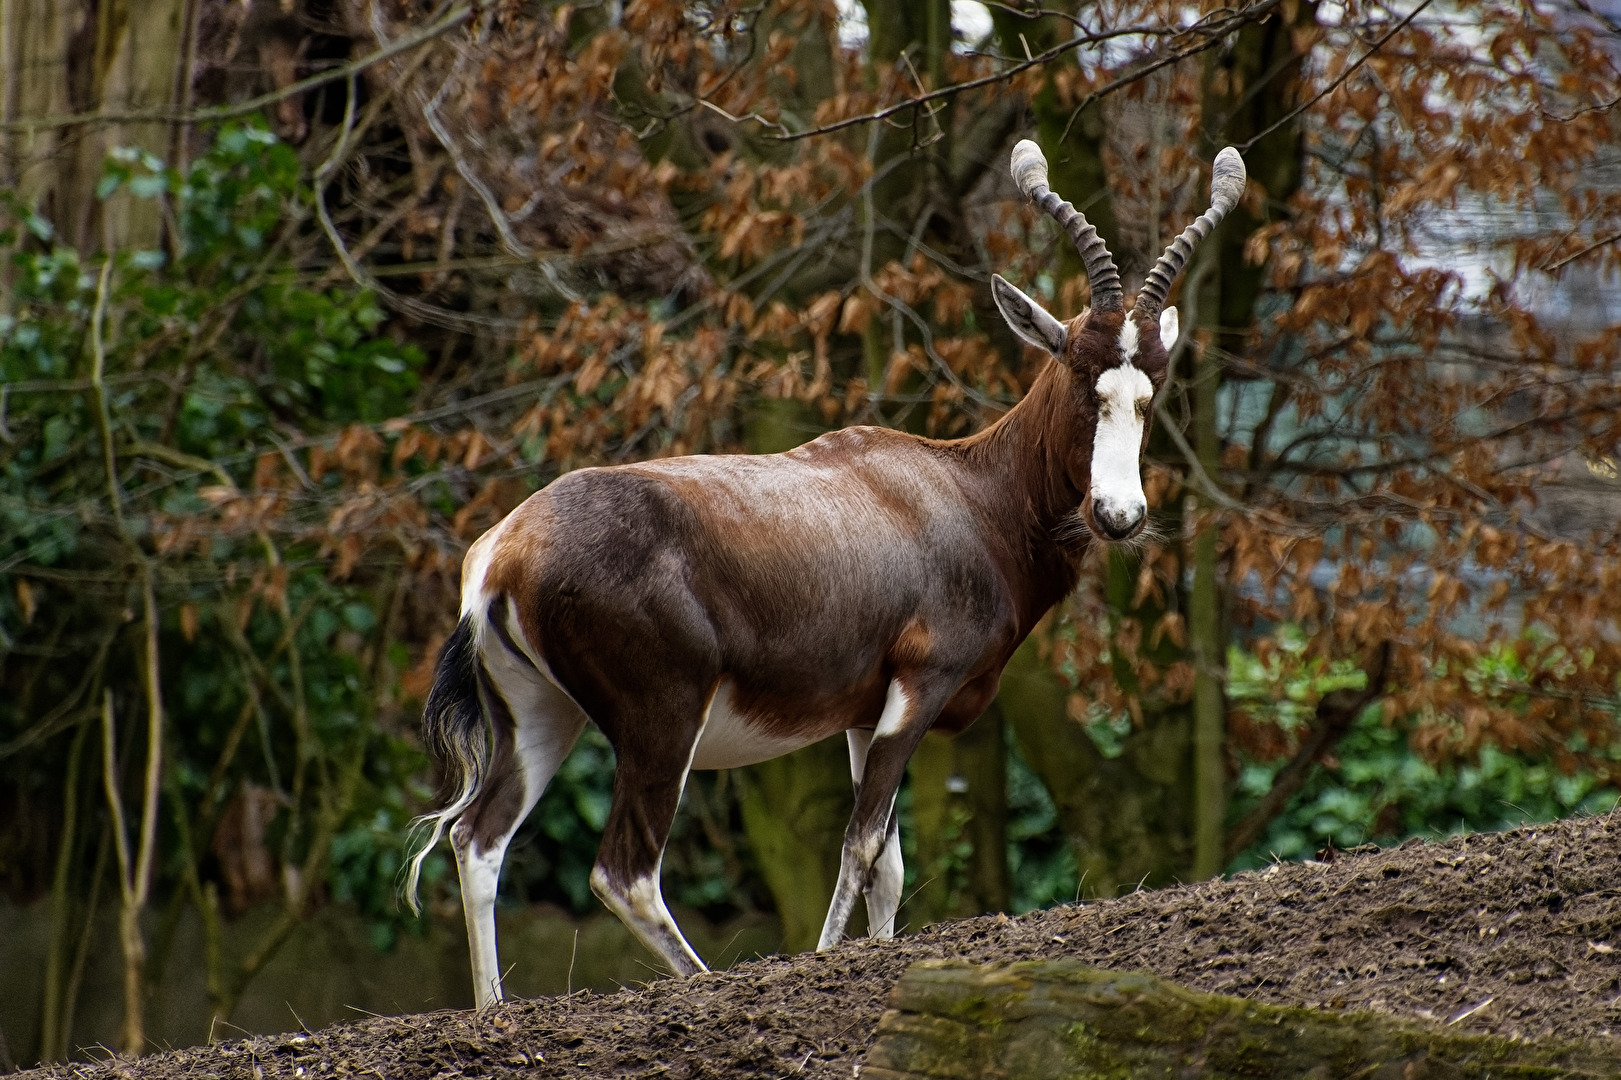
xmin=403 ymin=617 xmax=487 ymax=912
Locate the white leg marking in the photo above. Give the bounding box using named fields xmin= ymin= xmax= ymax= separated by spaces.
xmin=821 ymin=682 xmax=912 ymax=951
xmin=455 ymin=634 xmax=588 ymax=1009
xmin=873 ymin=680 xmax=910 ymax=739
xmin=847 ymin=729 xmax=903 ymax=939
xmin=591 ymin=862 xmax=706 ymax=976
xmin=406 ymin=529 xmax=515 ymax=915
xmin=453 ymin=831 xmax=506 ymax=1009
xmin=590 ymin=700 xmax=710 ymax=977
xmin=866 ymin=822 xmax=903 ymax=939
xmin=847 ymin=727 xmax=872 ymax=784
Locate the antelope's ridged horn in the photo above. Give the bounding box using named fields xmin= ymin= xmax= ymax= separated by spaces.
xmin=1011 ymin=139 xmax=1123 ymax=313
xmin=1132 ymin=146 xmax=1247 ymax=321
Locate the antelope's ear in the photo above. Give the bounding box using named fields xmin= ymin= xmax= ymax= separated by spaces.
xmin=1159 ymin=306 xmax=1180 ymax=351
xmin=992 ymin=274 xmax=1068 ymax=355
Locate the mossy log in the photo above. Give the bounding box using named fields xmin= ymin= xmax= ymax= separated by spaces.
xmin=862 ymin=959 xmax=1620 ymax=1079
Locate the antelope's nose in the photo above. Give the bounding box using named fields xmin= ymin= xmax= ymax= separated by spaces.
xmin=1095 ymin=500 xmax=1146 ymax=540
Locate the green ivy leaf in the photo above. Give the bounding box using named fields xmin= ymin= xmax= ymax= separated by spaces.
xmin=129 ymin=173 xmax=168 ymax=199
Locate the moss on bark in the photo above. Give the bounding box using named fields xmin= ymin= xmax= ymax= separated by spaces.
xmin=865 ymin=958 xmax=1620 ymax=1080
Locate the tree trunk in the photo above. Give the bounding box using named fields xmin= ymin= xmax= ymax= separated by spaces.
xmin=95 ymin=0 xmax=191 ymax=253
xmin=1191 ymin=0 xmax=1319 ymax=876
xmin=2 ymin=0 xmax=82 ymax=229
xmin=736 ymin=738 xmax=854 ymax=951
xmin=0 ymin=0 xmax=189 ymax=255
xmin=907 ymin=711 xmax=1009 ymax=926
xmin=865 ymin=959 xmax=1621 ymax=1080
xmin=1200 ymin=4 xmax=1317 ymax=359
xmin=1189 ymin=239 xmax=1228 ymax=880
xmin=998 ymin=637 xmax=1195 ymax=899
xmin=990 ymin=3 xmax=1323 ymax=897
xmin=1190 ymin=495 xmax=1226 ymax=879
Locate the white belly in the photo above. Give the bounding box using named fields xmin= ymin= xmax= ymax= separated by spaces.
xmin=689 ymin=678 xmax=826 ymax=770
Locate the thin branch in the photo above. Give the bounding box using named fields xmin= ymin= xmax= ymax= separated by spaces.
xmin=1224 ymin=642 xmax=1391 ymax=861
xmin=101 ymin=691 xmax=134 ymax=906
xmin=1543 ymin=228 xmax=1621 ymax=272
xmin=134 ymin=566 xmax=166 ymax=913
xmin=1154 ymin=399 xmax=1244 ymax=510
xmin=980 ymin=2 xmax=1091 ymax=34
xmin=773 ymin=1 xmax=1281 ymax=142
xmin=1237 ymin=0 xmax=1435 ymax=153
xmin=1542 ymin=93 xmax=1621 ymax=123
xmin=311 ymin=73 xmax=522 ymax=336
xmin=0 ymin=3 xmax=472 ymax=133
xmin=407 ymin=16 xmax=536 ymax=264
xmin=89 ymin=258 xmax=123 ymax=535
xmin=0 ymin=629 xmax=116 ymax=761
xmin=1151 ymin=247 xmax=1246 ymax=511
xmin=855 ymin=124 xmax=1000 ymax=413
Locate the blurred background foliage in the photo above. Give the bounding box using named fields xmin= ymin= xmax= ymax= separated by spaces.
xmin=2 ymin=0 xmax=1620 ymax=1067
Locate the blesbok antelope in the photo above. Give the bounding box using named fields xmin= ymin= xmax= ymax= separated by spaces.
xmin=406 ymin=140 xmax=1247 ymax=1007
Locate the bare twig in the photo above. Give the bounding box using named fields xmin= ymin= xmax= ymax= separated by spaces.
xmin=312 ymin=73 xmax=521 ymax=335
xmin=1543 ymin=93 xmax=1621 ymax=124
xmin=1153 ymin=400 xmax=1244 ymax=510
xmin=374 ymin=0 xmax=567 ymax=292
xmin=89 ymin=258 xmax=123 ymax=535
xmin=1543 ymin=228 xmax=1621 ymax=272
xmin=98 ymin=567 xmax=168 ymax=1058
xmin=135 ymin=568 xmax=166 ymax=932
xmin=412 ymin=27 xmax=532 ymax=261
xmin=1237 ymin=0 xmax=1436 ymax=153
xmin=0 ymin=629 xmax=116 ymax=761
xmin=1224 ymin=642 xmax=1391 ymax=861
xmin=99 ymin=685 xmax=147 ymax=1058
xmin=774 ymin=1 xmax=1281 ymax=142
xmin=856 ymin=126 xmax=1000 ymax=413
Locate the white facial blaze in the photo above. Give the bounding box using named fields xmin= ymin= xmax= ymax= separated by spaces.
xmin=1091 ymin=361 xmax=1154 ymax=535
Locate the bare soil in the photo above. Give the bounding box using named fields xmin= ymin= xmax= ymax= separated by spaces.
xmin=30 ymin=811 xmax=1621 ymax=1079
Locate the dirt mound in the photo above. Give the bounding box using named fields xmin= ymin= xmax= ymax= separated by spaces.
xmin=30 ymin=812 xmax=1621 ymax=1079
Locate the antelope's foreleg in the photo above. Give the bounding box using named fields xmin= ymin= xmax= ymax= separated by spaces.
xmin=847 ymin=729 xmax=903 ymax=939
xmin=819 ymin=679 xmax=939 ymax=951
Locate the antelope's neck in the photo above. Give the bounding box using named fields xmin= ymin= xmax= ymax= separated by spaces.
xmin=955 ymin=359 xmax=1092 ymax=616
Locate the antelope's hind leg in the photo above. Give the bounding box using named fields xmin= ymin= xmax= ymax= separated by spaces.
xmin=589 ymin=683 xmax=711 ymax=978
xmin=451 ymin=653 xmax=586 ymax=1007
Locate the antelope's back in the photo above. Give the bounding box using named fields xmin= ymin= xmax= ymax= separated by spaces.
xmin=475 ymin=433 xmax=1014 ymax=716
